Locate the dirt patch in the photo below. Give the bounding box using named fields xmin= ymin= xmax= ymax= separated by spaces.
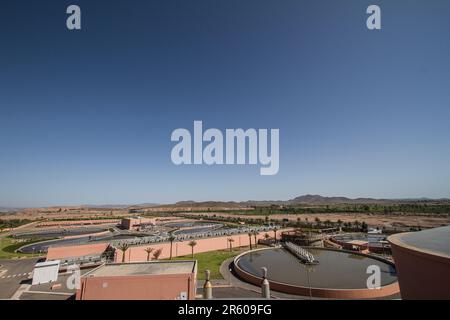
xmin=184 ymin=212 xmax=450 ymax=229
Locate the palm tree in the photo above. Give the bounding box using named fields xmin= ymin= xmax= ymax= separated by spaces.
xmin=361 ymin=221 xmax=368 ymax=232
xmin=144 ymin=247 xmax=154 ymax=261
xmin=117 ymin=243 xmax=130 ymax=263
xmin=273 ymin=227 xmax=278 ymax=243
xmin=152 ymin=248 xmax=163 ymax=260
xmin=227 ymin=238 xmax=235 ymax=252
xmin=188 ymin=240 xmax=197 ymax=258
xmin=168 ymin=234 xmax=176 ymax=259
xmin=101 ymin=246 xmax=115 ymax=263
xmin=253 ymin=231 xmax=258 ymax=248
xmin=248 ymin=233 xmax=253 ymax=250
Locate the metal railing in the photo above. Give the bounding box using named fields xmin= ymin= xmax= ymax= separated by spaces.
xmin=283 ymin=241 xmax=318 ymax=264
xmin=111 ymin=225 xmax=278 ymax=247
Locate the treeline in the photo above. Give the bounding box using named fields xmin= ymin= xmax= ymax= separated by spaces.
xmin=49 ymin=216 xmax=121 ymax=221
xmin=0 ymin=219 xmax=32 ymax=230
xmin=181 ymin=213 xmax=422 ymax=233
xmin=245 ymin=204 xmax=450 ymax=216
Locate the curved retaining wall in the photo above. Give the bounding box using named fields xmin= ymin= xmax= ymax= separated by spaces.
xmin=62 ymin=230 xmax=110 ymax=240
xmin=233 ymin=247 xmax=400 ymax=299
xmin=388 ymin=232 xmax=450 ymax=299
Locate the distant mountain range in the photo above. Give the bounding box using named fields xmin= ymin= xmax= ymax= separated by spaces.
xmin=287 ymin=194 xmax=449 ymax=205
xmin=1 ymin=195 xmax=450 ymax=212
xmin=151 ymin=195 xmax=450 ymax=207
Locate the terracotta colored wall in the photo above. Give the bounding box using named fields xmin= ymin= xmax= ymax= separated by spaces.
xmin=62 ymin=230 xmax=110 ymax=239
xmin=115 ymin=230 xmax=288 ymax=262
xmin=121 ymin=217 xmax=156 ymax=230
xmin=37 ymin=219 xmax=119 ymax=228
xmin=234 ymin=263 xmax=399 ymax=299
xmin=330 ymin=238 xmax=388 ymax=254
xmin=330 ymin=238 xmax=368 ymax=251
xmin=390 ymin=243 xmax=450 ymax=299
xmin=76 ymin=273 xmax=196 ymax=300
xmin=368 ymin=245 xmax=392 ymax=255
xmin=46 ymin=243 xmax=109 ymax=261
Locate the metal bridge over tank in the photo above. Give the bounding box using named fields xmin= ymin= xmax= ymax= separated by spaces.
xmin=283 ymin=241 xmax=319 ymax=265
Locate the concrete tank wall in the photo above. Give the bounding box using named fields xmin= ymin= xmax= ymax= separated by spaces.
xmin=389 ymin=239 xmax=450 ymax=299
xmin=233 ymin=247 xmax=400 ymax=299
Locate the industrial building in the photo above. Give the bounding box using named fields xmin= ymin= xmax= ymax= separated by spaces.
xmin=32 ymin=260 xmax=61 ymax=285
xmin=76 ymin=260 xmax=197 ymax=300
xmin=120 ymin=217 xmax=156 ymax=230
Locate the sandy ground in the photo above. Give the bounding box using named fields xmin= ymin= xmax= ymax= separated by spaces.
xmin=0 ymin=210 xmax=129 ymax=221
xmin=2 ymin=207 xmax=449 ymax=230
xmin=184 ymin=212 xmax=450 ymax=229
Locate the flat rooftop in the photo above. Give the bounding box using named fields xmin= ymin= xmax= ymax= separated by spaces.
xmin=85 ymin=261 xmax=196 ymax=277
xmin=388 ymin=226 xmax=450 ymax=258
xmin=35 ymin=260 xmax=60 ymax=268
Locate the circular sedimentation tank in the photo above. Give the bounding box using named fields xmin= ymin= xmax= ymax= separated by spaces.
xmin=234 ymin=246 xmax=399 ymax=299
xmin=18 ymin=234 xmax=137 ymax=253
xmin=164 ymin=221 xmax=223 ymax=235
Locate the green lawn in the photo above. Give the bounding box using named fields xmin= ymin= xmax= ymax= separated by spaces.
xmin=0 ymin=236 xmax=45 ymax=259
xmin=167 ymin=247 xmax=248 ymax=280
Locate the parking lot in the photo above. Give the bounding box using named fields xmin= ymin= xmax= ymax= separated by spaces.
xmin=0 ymin=258 xmax=39 ymax=299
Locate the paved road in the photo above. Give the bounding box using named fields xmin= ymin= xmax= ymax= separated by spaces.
xmin=0 ymin=258 xmax=39 ymax=299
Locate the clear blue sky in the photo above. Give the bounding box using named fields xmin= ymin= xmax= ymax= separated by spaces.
xmin=1 ymin=0 xmax=450 ymax=207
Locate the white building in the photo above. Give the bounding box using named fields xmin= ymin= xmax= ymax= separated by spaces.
xmin=32 ymin=260 xmax=60 ymax=285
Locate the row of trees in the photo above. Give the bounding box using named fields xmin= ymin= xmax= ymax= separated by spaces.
xmin=116 ymin=227 xmax=282 ymax=262
xmin=180 ymin=212 xmax=375 ymax=234
xmin=117 ymin=243 xmax=165 ymax=262
xmin=309 ymin=217 xmax=368 ymax=232
xmin=252 ymin=203 xmax=450 ymax=215
xmin=0 ymin=219 xmax=32 ymax=231
xmin=116 ymin=238 xmax=200 ymax=262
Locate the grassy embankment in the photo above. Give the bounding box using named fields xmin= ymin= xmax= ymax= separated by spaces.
xmin=0 ymin=218 xmax=33 ymax=231
xmin=0 ymin=236 xmax=46 ymax=259
xmin=166 ymin=247 xmax=250 ymax=280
